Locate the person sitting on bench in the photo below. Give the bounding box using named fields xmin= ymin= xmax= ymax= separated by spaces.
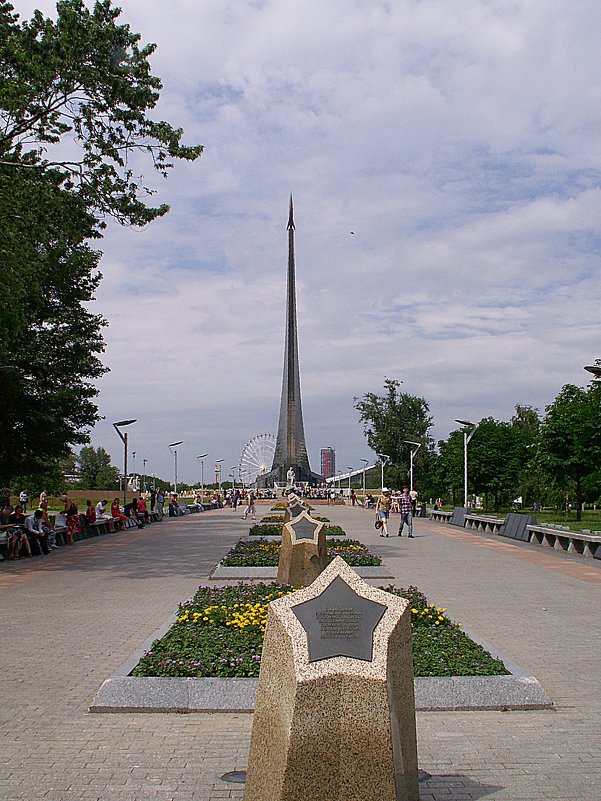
xmin=25 ymin=510 xmax=51 ymax=555
xmin=124 ymin=497 xmax=144 ymax=528
xmin=111 ymin=498 xmax=127 ymax=529
xmin=7 ymin=505 xmax=32 ymax=559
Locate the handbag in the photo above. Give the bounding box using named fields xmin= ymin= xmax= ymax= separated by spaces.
xmin=374 ymin=518 xmax=383 ymax=530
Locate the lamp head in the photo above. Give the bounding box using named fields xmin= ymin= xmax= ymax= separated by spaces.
xmin=455 ymin=419 xmax=475 ymax=427
xmin=585 ymin=365 xmax=601 ymax=378
xmin=114 ymin=418 xmax=137 ymax=427
xmin=169 ymin=440 xmax=183 ymax=448
xmin=197 ymin=453 xmax=208 ymax=459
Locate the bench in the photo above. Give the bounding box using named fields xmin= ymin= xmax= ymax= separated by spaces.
xmin=464 ymin=514 xmax=505 ymax=534
xmin=429 ymin=510 xmax=453 ymax=523
xmin=527 ymin=525 xmax=601 ymax=558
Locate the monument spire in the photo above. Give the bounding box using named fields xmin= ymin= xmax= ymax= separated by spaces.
xmin=257 ymin=197 xmax=322 ymax=488
xmin=272 ymin=193 xmax=310 ymax=475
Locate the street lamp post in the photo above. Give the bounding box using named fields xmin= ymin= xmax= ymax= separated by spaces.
xmin=169 ymin=441 xmax=183 ymax=493
xmin=378 ymin=454 xmax=390 ymax=492
xmin=361 ymin=459 xmax=368 ymax=500
xmin=197 ymin=453 xmax=208 ymax=500
xmin=230 ymin=466 xmax=237 ymax=493
xmin=403 ymin=440 xmax=422 ymax=492
xmin=455 ymin=419 xmax=478 ymax=508
xmin=215 ymin=459 xmax=224 ymax=494
xmin=132 ymin=451 xmax=136 ymax=493
xmin=142 ymin=458 xmax=147 ymax=493
xmin=113 ymin=419 xmax=137 ymax=509
xmin=347 ymin=467 xmax=353 ymax=495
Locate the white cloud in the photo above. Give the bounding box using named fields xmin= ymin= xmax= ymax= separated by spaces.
xmin=13 ymin=0 xmax=601 ymax=482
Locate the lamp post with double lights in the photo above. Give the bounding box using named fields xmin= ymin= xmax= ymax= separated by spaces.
xmin=403 ymin=440 xmax=422 ymax=492
xmin=197 ymin=453 xmax=208 ymax=501
xmin=455 ymin=419 xmax=479 ymax=509
xmin=361 ymin=459 xmax=368 ymax=500
xmin=169 ymin=441 xmax=183 ymax=493
xmin=113 ymin=419 xmax=137 ymax=509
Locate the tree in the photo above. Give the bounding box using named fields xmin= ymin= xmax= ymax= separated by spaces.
xmin=0 ymin=163 xmax=106 ymax=485
xmin=466 ymin=418 xmax=523 ymax=512
xmin=0 ymin=0 xmax=203 ymax=226
xmin=0 ymin=1 xmax=202 ymax=486
xmin=434 ymin=431 xmax=464 ymax=505
xmin=354 ymin=378 xmax=434 ymax=488
xmin=77 ymin=445 xmax=118 ymax=489
xmin=539 ymin=379 xmax=601 ymax=520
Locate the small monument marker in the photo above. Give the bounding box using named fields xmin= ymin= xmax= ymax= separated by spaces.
xmin=277 ymin=510 xmax=327 ymax=587
xmin=244 ymin=557 xmax=419 ymax=801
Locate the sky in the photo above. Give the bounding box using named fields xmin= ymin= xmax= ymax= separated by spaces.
xmin=16 ymin=0 xmax=601 ymax=485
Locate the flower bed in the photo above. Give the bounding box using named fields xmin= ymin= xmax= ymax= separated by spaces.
xmin=250 ymin=523 xmax=346 ymax=537
xmin=131 ymin=583 xmax=509 ymax=679
xmin=221 ymin=538 xmax=381 ymax=567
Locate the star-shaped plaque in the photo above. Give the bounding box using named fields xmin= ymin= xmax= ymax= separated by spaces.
xmin=289 ymin=502 xmax=305 ymax=518
xmin=289 ymin=515 xmax=320 ymax=541
xmin=292 ymin=576 xmax=387 ymax=662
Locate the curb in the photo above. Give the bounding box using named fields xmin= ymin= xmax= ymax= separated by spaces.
xmin=89 ymin=611 xmax=553 ymax=714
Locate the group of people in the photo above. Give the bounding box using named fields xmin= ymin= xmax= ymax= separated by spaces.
xmin=375 ymin=486 xmax=416 ymax=538
xmin=1 ymin=492 xmax=60 ymax=559
xmin=0 ymin=488 xmax=167 ymax=560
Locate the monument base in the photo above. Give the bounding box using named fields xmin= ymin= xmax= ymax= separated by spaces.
xmin=256 ymin=463 xmax=323 ymax=489
xmin=243 ymin=559 xmax=419 ymax=801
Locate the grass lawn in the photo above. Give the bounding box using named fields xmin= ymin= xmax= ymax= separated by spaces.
xmin=221 ymin=538 xmax=382 ymax=567
xmin=131 ymin=582 xmax=509 ymax=679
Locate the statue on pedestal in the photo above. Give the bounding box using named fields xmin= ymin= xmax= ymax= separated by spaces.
xmin=287 ymin=467 xmax=296 ymax=487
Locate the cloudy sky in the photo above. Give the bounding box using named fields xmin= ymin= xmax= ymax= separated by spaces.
xmin=19 ymin=0 xmax=601 ymax=485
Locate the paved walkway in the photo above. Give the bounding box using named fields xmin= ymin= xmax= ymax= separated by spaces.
xmin=1 ymin=504 xmax=600 ymax=801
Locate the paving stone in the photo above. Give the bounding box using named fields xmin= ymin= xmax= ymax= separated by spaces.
xmin=1 ymin=506 xmax=600 ymax=800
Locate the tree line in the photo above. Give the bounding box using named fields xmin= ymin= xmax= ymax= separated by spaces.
xmin=355 ymin=373 xmax=601 ymax=518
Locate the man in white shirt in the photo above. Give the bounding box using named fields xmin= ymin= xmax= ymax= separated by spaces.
xmin=25 ymin=510 xmax=50 ymax=554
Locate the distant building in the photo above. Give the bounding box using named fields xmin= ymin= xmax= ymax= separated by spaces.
xmin=320 ymin=447 xmax=336 ymax=479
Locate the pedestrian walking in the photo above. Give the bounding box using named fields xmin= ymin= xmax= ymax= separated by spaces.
xmin=242 ymin=490 xmax=256 ymax=520
xmin=376 ymin=488 xmax=392 ymax=537
xmin=398 ymin=486 xmax=414 ymax=538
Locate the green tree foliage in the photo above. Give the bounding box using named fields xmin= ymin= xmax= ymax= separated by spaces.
xmin=0 ymin=0 xmax=203 ymax=226
xmin=0 ymin=1 xmax=202 ymax=486
xmin=0 ymin=166 xmax=105 ymax=485
xmin=354 ymin=378 xmax=434 ymax=489
xmin=435 ymin=407 xmax=544 ymax=511
xmin=434 ymin=431 xmax=464 ymax=504
xmin=77 ymin=445 xmax=118 ymax=489
xmin=539 ymin=379 xmax=601 ymax=520
xmin=467 ymin=418 xmax=524 ymax=512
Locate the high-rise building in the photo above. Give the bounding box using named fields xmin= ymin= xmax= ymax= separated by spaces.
xmin=320 ymin=447 xmax=336 ymax=479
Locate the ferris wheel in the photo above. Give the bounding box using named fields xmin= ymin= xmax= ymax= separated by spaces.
xmin=239 ymin=433 xmax=277 ymax=485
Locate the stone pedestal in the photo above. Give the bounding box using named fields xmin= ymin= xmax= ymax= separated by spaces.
xmin=244 ymin=557 xmax=419 ymax=801
xmin=277 ymin=511 xmax=327 ymax=587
